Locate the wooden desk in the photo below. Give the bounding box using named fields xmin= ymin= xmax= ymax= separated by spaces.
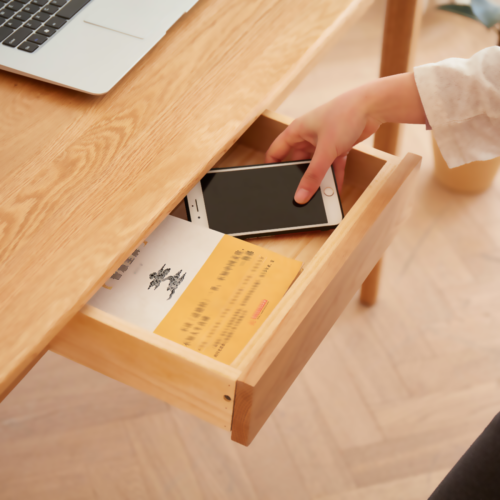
xmin=0 ymin=0 xmax=421 ymax=445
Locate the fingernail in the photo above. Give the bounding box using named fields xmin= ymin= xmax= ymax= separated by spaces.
xmin=295 ymin=188 xmax=310 ymax=204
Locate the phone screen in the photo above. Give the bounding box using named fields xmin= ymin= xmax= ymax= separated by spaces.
xmin=200 ymin=163 xmax=329 ymax=235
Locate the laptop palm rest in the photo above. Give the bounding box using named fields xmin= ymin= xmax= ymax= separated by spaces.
xmin=83 ymin=0 xmax=186 ymax=40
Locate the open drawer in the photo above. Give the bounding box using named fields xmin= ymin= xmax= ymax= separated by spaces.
xmin=50 ymin=110 xmax=421 ymax=446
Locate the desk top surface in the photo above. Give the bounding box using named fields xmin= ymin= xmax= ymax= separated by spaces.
xmin=0 ymin=0 xmax=371 ymax=394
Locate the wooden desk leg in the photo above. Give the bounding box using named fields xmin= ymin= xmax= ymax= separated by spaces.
xmin=360 ymin=258 xmax=383 ymax=306
xmin=360 ymin=0 xmax=422 ymax=306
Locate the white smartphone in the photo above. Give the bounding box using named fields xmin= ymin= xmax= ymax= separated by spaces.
xmin=185 ymin=160 xmax=344 ymax=238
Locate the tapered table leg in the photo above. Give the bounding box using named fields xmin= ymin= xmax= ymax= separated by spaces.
xmin=360 ymin=259 xmax=383 ymax=306
xmin=360 ymin=0 xmax=422 ymax=306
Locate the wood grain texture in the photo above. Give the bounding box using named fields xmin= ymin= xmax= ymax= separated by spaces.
xmin=43 ymin=111 xmax=343 ymax=433
xmin=266 ymin=0 xmax=376 ymax=110
xmin=0 ymin=348 xmax=47 ymax=405
xmin=301 ymin=336 xmax=384 ymax=450
xmin=318 ymin=468 xmax=449 ymax=500
xmin=169 ymin=407 xmax=260 ymax=500
xmin=360 ymin=0 xmax=422 ymax=305
xmin=0 ymin=0 xmax=374 ymax=398
xmin=47 ymin=110 xmax=388 ymax=435
xmin=238 ymin=110 xmax=293 ymax=152
xmin=50 ymin=306 xmax=239 ymax=430
xmin=122 ymin=413 xmax=205 ymax=500
xmin=271 ymin=376 xmax=356 ymax=497
xmin=2 ymin=4 xmax=498 ymax=497
xmin=330 ymin=310 xmax=410 ymax=407
xmin=373 ymin=0 xmax=422 ymax=155
xmin=359 ymin=259 xmax=383 ymax=305
xmin=231 ymin=151 xmax=421 ymax=445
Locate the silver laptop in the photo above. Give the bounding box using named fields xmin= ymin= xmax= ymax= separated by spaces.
xmin=0 ymin=0 xmax=197 ymax=94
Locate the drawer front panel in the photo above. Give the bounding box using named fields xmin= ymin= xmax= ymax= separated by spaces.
xmin=231 ymin=153 xmax=421 ymax=445
xmin=51 ymin=306 xmax=240 ymax=430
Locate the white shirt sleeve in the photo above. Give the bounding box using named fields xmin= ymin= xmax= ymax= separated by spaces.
xmin=414 ymin=46 xmax=500 ymax=168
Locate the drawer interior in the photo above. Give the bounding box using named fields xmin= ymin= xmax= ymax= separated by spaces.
xmin=52 ymin=110 xmax=398 ymax=437
xmin=173 ymin=111 xmax=388 ymax=273
xmin=205 ymin=111 xmax=391 ymax=372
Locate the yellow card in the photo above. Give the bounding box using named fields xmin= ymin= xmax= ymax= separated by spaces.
xmin=88 ymin=216 xmax=302 ymax=366
xmin=154 ymin=235 xmax=302 ymax=364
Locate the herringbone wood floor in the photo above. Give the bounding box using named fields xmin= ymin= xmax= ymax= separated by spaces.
xmin=1 ymin=2 xmax=500 ymax=499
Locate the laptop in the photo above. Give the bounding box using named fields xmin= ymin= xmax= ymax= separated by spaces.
xmin=0 ymin=0 xmax=198 ymax=94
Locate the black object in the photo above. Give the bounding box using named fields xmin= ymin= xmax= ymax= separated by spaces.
xmin=4 ymin=17 xmax=21 ymax=27
xmin=26 ymin=30 xmax=45 ymax=43
xmin=14 ymin=10 xmax=30 ymax=20
xmin=0 ymin=24 xmax=13 ymax=40
xmin=32 ymin=11 xmax=48 ymax=20
xmin=56 ymin=0 xmax=90 ymax=19
xmin=187 ymin=160 xmax=343 ymax=238
xmin=429 ymin=412 xmax=500 ymax=500
xmin=23 ymin=18 xmax=40 ymax=28
xmin=44 ymin=14 xmax=63 ymax=27
xmin=18 ymin=39 xmax=37 ymax=50
xmin=0 ymin=8 xmax=14 ymax=18
xmin=41 ymin=3 xmax=57 ymax=14
xmin=2 ymin=25 xmax=31 ymax=45
xmin=36 ymin=24 xmax=53 ymax=35
xmin=22 ymin=3 xmax=40 ymax=14
xmin=6 ymin=1 xmax=24 ymax=11
xmin=1 ymin=0 xmax=91 ymax=51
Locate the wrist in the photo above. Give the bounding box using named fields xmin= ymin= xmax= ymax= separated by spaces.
xmin=360 ymin=72 xmax=426 ymax=126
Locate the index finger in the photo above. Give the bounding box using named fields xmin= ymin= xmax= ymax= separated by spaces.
xmin=294 ymin=136 xmax=338 ymax=204
xmin=265 ymin=123 xmax=302 ymax=164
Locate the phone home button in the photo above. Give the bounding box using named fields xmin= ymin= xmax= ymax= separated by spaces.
xmin=323 ymin=187 xmax=334 ymax=196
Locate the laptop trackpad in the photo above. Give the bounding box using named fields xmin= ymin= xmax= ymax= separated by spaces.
xmin=84 ymin=0 xmax=186 ymax=39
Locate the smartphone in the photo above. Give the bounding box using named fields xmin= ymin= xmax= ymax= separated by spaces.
xmin=185 ymin=160 xmax=344 ymax=238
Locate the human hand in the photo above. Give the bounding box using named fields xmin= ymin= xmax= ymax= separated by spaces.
xmin=265 ymin=73 xmax=426 ymax=204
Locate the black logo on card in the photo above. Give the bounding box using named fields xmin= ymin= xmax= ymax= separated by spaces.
xmin=148 ymin=264 xmax=186 ymax=300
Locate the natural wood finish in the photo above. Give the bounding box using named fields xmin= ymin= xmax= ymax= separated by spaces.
xmin=0 ymin=348 xmax=47 ymax=405
xmin=50 ymin=306 xmax=240 ymax=430
xmin=271 ymin=376 xmax=357 ymax=496
xmin=361 ymin=0 xmax=422 ymax=305
xmin=217 ymin=111 xmax=389 ymax=270
xmin=0 ymin=0 xmax=375 ymax=399
xmin=320 ymin=469 xmax=449 ymax=500
xmin=266 ymin=0 xmax=376 ymax=110
xmin=359 ymin=259 xmax=383 ymax=305
xmin=2 ymin=4 xmax=497 ymax=497
xmin=302 ymin=335 xmax=385 ymax=450
xmin=371 ymin=382 xmax=500 ymax=441
xmin=48 ymin=110 xmax=403 ymax=436
xmin=200 ymin=110 xmax=421 ymax=444
xmin=239 ymin=110 xmax=293 ymax=152
xmin=373 ymin=0 xmax=422 ymax=155
xmin=231 ymin=151 xmax=421 ymax=445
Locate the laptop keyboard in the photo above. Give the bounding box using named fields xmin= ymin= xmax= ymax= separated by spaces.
xmin=0 ymin=0 xmax=91 ymax=53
